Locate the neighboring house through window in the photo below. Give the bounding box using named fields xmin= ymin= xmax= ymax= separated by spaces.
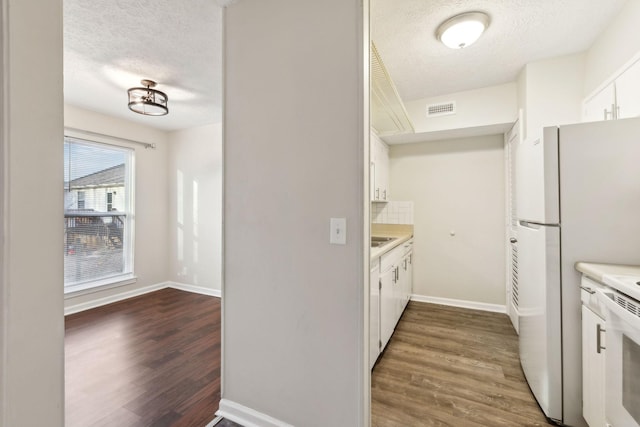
xmin=64 ymin=137 xmax=135 ymax=293
xmin=77 ymin=191 xmax=85 ymax=209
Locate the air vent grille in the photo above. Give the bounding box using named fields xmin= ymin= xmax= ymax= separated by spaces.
xmin=427 ymin=102 xmax=456 ymax=117
xmin=614 ymin=293 xmax=640 ymax=318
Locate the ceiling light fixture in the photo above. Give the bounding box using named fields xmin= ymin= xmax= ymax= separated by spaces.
xmin=127 ymin=79 xmax=169 ymax=116
xmin=436 ymin=12 xmax=490 ymax=49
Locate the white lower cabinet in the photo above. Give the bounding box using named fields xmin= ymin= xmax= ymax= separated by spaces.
xmin=370 ymin=260 xmax=380 ymax=369
xmin=373 ymin=238 xmax=414 ymax=367
xmin=379 ymin=263 xmax=396 ymax=351
xmin=582 ymin=304 xmax=606 ymax=427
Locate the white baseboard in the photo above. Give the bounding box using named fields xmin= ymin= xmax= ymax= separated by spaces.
xmin=216 ymin=399 xmax=293 ymax=427
xmin=64 ymin=282 xmax=170 ymax=315
xmin=65 ymin=281 xmax=221 ymax=315
xmin=410 ymin=294 xmax=507 ymax=314
xmin=169 ymin=281 xmax=221 ymax=298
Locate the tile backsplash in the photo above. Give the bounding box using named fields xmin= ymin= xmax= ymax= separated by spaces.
xmin=371 ymin=201 xmax=414 ymax=225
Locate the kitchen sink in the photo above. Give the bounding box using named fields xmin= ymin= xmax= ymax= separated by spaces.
xmin=371 ymin=236 xmax=396 ymax=247
xmin=372 ymin=236 xmax=395 ymax=242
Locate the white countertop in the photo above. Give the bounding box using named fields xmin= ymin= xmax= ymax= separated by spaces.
xmin=575 ymin=262 xmax=640 ymax=301
xmin=370 ymin=233 xmax=413 ymax=260
xmin=575 ymin=262 xmax=640 ymax=282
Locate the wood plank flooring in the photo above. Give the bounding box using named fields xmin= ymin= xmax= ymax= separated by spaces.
xmin=67 ymin=291 xmax=548 ymax=426
xmin=65 ymin=288 xmax=221 ymax=427
xmin=371 ymin=301 xmax=551 ymax=427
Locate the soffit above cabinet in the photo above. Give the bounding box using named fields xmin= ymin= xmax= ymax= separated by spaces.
xmin=371 ymin=42 xmax=415 ymax=137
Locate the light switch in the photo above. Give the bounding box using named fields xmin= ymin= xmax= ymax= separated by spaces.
xmin=330 ymin=217 xmax=347 ymax=245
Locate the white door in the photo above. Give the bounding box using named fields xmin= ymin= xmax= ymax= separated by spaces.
xmin=517 ymin=222 xmax=562 ymax=421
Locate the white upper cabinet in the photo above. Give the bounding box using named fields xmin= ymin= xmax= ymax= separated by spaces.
xmin=583 ymin=57 xmax=640 ymax=122
xmin=371 ymin=131 xmax=390 ymax=202
xmin=615 ymin=58 xmax=640 ymax=119
xmin=582 ymin=83 xmax=616 ymax=122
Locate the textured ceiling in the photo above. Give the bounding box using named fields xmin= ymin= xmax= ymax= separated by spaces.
xmin=66 ymin=1 xmax=627 ymax=131
xmin=372 ymin=0 xmax=628 ymax=102
xmin=64 ymin=0 xmax=222 ymax=131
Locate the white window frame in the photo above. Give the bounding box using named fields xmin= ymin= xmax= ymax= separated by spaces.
xmin=63 ymin=134 xmax=136 ymax=295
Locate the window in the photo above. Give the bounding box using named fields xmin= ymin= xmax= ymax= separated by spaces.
xmin=77 ymin=191 xmax=85 ymax=209
xmin=64 ymin=137 xmax=134 ymax=293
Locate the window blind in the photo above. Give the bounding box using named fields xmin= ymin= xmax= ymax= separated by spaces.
xmin=64 ymin=137 xmax=134 ymax=292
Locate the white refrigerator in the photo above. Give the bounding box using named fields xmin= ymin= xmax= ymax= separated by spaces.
xmin=516 ymin=118 xmax=640 ymax=427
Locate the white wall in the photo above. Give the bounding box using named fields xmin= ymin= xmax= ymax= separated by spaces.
xmin=221 ymin=0 xmax=367 ymax=426
xmin=168 ymin=123 xmax=222 ymax=291
xmin=390 ymin=135 xmax=506 ymax=306
xmin=519 ymin=53 xmax=585 ymax=141
xmin=1 ymin=0 xmax=64 ymax=425
xmin=404 ymin=83 xmax=517 ymax=134
xmin=584 ymin=0 xmax=640 ymax=97
xmin=63 ymin=105 xmax=170 ymax=308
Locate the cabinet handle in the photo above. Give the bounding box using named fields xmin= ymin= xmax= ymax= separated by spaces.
xmin=510 ymin=237 xmax=517 ymax=243
xmin=383 ymin=190 xmax=386 ymax=200
xmin=597 ymin=323 xmax=606 ymax=354
xmin=376 ymin=188 xmax=379 ymax=199
xmin=580 ymin=285 xmax=595 ymax=295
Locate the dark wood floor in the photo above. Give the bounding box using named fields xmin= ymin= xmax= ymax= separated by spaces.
xmin=371 ymin=301 xmax=551 ymax=427
xmin=67 ymin=291 xmax=547 ymax=427
xmin=65 ymin=288 xmax=221 ymax=427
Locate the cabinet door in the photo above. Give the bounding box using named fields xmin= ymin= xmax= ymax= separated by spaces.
xmin=379 ymin=142 xmax=390 ymax=201
xmin=370 ymin=161 xmax=376 ymax=201
xmin=582 ymin=83 xmax=615 ymax=122
xmin=370 ymin=266 xmax=380 ymax=368
xmin=393 ymin=265 xmax=402 ymax=322
xmin=582 ymin=305 xmax=606 ymax=427
xmin=380 ymin=267 xmax=396 ymax=350
xmin=615 ymin=59 xmax=640 ymax=119
xmin=371 ymin=132 xmax=390 ymax=201
xmin=406 ymin=251 xmax=413 ymax=306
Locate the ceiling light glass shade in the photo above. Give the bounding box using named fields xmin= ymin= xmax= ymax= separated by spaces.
xmin=436 ymin=12 xmax=490 ymax=49
xmin=127 ymin=79 xmax=168 ymax=116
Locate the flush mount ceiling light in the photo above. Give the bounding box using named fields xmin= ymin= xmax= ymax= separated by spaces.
xmin=436 ymin=12 xmax=490 ymax=49
xmin=127 ymin=79 xmax=168 ymax=116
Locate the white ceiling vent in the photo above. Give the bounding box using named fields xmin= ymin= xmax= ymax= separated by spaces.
xmin=371 ymin=42 xmax=414 ymax=136
xmin=426 ymin=102 xmax=456 ymax=118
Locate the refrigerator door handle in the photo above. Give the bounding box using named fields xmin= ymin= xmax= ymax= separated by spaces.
xmin=519 ymin=220 xmax=541 ymax=230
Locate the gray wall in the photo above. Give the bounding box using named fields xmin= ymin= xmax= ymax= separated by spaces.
xmin=222 ymin=0 xmax=367 ymax=425
xmin=390 ymin=135 xmax=506 ymax=306
xmin=1 ymin=0 xmax=64 ymax=425
xmin=168 ymin=123 xmax=223 ymax=291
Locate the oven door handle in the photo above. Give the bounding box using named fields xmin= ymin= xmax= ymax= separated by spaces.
xmin=595 ymin=288 xmax=640 ymax=332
